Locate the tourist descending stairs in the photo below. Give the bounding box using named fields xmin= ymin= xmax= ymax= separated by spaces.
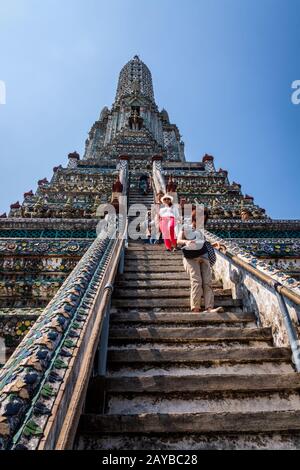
xmin=76 ymin=239 xmax=300 ymax=450
xmin=128 ymin=173 xmax=154 ymax=210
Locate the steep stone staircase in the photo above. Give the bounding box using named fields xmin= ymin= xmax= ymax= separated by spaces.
xmin=76 ymin=240 xmax=300 ymax=450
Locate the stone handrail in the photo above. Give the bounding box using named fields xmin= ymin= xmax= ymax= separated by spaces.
xmin=118 ymin=157 xmax=128 ymax=195
xmin=0 ymin=234 xmax=111 ymax=449
xmin=204 ymin=229 xmax=300 ymax=300
xmin=152 ymin=166 xmax=160 ymax=196
xmin=0 ymin=158 xmax=130 ymax=450
xmin=152 ymin=158 xmax=166 ymax=196
xmin=205 ymin=229 xmax=300 ymax=365
xmin=55 ymin=222 xmax=127 ymax=450
xmin=0 ymin=222 xmax=128 ymax=449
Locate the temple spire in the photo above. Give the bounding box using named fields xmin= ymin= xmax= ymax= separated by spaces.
xmin=115 ymin=55 xmax=155 ymax=104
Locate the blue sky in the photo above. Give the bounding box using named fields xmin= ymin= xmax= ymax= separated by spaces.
xmin=0 ymin=0 xmax=299 ymax=218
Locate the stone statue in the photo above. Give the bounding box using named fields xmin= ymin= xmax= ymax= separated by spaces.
xmin=129 ymin=110 xmax=143 ymax=130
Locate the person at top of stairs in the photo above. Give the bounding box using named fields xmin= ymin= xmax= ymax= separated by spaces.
xmin=177 ymin=211 xmax=224 ymax=314
xmin=166 ymin=175 xmax=178 ymax=202
xmin=111 ymin=175 xmax=123 ymax=203
xmin=155 ymin=189 xmax=164 ymax=204
xmin=159 ymin=194 xmax=180 ymax=252
xmin=139 ymin=175 xmax=150 ymax=195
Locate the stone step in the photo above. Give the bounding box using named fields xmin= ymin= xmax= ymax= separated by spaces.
xmin=120 ymin=272 xmax=191 ymax=280
xmin=108 ymin=326 xmax=271 ymax=343
xmin=129 ymin=196 xmax=154 ymax=200
xmin=128 ymin=204 xmax=154 ymax=207
xmin=129 ymin=198 xmax=154 ymax=201
xmin=107 ymin=346 xmax=290 ymax=364
xmin=124 ymin=265 xmax=186 ymax=273
xmin=128 ymin=201 xmax=154 ymax=204
xmin=108 ymin=362 xmax=293 ymax=379
xmin=110 ymin=311 xmax=254 ymax=325
xmin=114 ymin=288 xmax=232 ymax=299
xmin=115 ymin=280 xmax=194 ymax=289
xmin=126 ymin=244 xmax=171 ymax=248
xmin=80 ymin=409 xmax=300 ymax=434
xmin=104 ymin=373 xmax=300 ymax=394
xmin=126 ymin=250 xmax=175 ymax=255
xmin=125 ymin=254 xmax=183 ymax=261
xmin=128 ymin=204 xmax=154 ymax=206
xmin=129 ymin=190 xmax=153 ymax=194
xmin=129 ymin=193 xmax=153 ymax=195
xmin=112 ymin=298 xmax=243 ymax=309
xmin=127 ymin=245 xmax=168 ymax=251
xmin=75 ymin=431 xmax=300 ymax=450
xmin=129 ymin=202 xmax=154 ymax=205
xmin=105 ymin=389 xmax=300 ymax=415
xmin=129 ymin=188 xmax=153 ymax=191
xmin=108 ymin=340 xmax=270 ymax=349
xmin=125 ymin=260 xmax=183 ymax=266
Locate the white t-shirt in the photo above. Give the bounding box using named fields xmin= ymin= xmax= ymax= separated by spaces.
xmin=180 ymin=225 xmax=206 ymax=251
xmin=159 ymin=205 xmax=180 ymax=218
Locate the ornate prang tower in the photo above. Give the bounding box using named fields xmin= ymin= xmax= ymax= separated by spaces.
xmin=83 ymin=55 xmax=185 ymax=165
xmin=0 ymin=55 xmax=299 ymax=361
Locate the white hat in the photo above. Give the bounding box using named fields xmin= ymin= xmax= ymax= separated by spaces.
xmin=161 ymin=194 xmax=174 ymax=203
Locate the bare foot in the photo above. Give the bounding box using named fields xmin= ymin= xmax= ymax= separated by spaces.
xmin=206 ymin=307 xmax=225 ymax=313
xmin=192 ymin=308 xmax=201 ymax=313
